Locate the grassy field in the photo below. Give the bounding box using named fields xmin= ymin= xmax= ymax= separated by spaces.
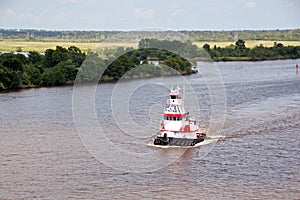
xmin=1 ymin=39 xmax=300 ymax=53
xmin=0 ymin=40 xmax=138 ymax=53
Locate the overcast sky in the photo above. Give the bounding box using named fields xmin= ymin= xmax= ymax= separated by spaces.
xmin=0 ymin=0 xmax=299 ymax=31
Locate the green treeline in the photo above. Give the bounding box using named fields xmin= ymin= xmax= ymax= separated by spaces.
xmin=1 ymin=38 xmax=300 ymax=91
xmin=139 ymin=38 xmax=300 ymax=61
xmin=0 ymin=46 xmax=85 ymax=90
xmin=204 ymin=39 xmax=300 ymax=61
xmin=138 ymin=38 xmax=199 ymax=58
xmin=0 ymin=43 xmax=193 ymax=91
xmin=101 ymin=48 xmax=192 ymax=81
xmin=182 ymin=29 xmax=300 ymax=42
xmin=2 ymin=28 xmax=300 ymax=42
xmin=69 ymin=44 xmax=193 ymax=83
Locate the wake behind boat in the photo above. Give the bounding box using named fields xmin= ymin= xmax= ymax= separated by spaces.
xmin=154 ymin=87 xmax=206 ymax=146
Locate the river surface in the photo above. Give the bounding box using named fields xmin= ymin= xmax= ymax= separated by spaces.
xmin=0 ymin=59 xmax=299 ymax=199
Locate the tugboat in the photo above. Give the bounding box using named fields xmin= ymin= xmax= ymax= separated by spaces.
xmin=154 ymin=87 xmax=206 ymax=146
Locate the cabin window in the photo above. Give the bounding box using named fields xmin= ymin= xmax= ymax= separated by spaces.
xmin=171 ymin=96 xmax=176 ymax=99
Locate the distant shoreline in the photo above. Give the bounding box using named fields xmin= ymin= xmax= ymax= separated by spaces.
xmin=190 ymin=56 xmax=300 ymax=63
xmin=0 ymin=72 xmax=198 ymax=93
xmin=1 ymin=57 xmax=299 ymax=93
xmin=1 ymin=38 xmax=299 ymax=92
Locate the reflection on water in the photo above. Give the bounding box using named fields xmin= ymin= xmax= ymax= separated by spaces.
xmin=0 ymin=59 xmax=299 ymax=199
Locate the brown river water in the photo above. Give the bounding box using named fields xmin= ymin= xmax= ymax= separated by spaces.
xmin=0 ymin=59 xmax=299 ymax=199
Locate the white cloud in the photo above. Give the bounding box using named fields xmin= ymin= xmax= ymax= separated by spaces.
xmin=4 ymin=8 xmax=14 ymax=15
xmin=171 ymin=8 xmax=185 ymax=17
xmin=245 ymin=2 xmax=256 ymax=8
xmin=134 ymin=8 xmax=154 ymax=19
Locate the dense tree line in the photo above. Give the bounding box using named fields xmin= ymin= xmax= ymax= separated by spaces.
xmin=138 ymin=38 xmax=300 ymax=61
xmin=2 ymin=28 xmax=300 ymax=42
xmin=0 ymin=44 xmax=194 ymax=91
xmin=0 ymin=29 xmax=120 ymax=41
xmin=76 ymin=46 xmax=193 ymax=82
xmin=0 ymin=46 xmax=86 ymax=90
xmin=138 ymin=38 xmax=199 ymax=58
xmin=204 ymin=39 xmax=300 ymax=61
xmin=1 ymin=39 xmax=300 ymax=91
xmin=181 ymin=29 xmax=300 ymax=42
